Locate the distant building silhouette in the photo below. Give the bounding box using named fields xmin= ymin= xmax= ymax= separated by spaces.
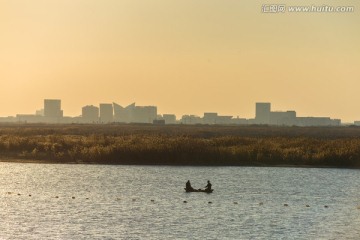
xmin=270 ymin=111 xmax=297 ymax=125
xmin=16 ymin=114 xmax=43 ymax=123
xmin=36 ymin=109 xmax=44 ymax=116
xmin=44 ymin=99 xmax=63 ymax=118
xmin=113 ymin=102 xmax=125 ymax=122
xmin=202 ymin=112 xmax=238 ymax=125
xmin=99 ymin=103 xmax=113 ymax=123
xmin=231 ymin=117 xmax=248 ymax=125
xmin=255 ymin=103 xmax=271 ymax=124
xmin=133 ymin=106 xmax=157 ymax=123
xmin=113 ymin=102 xmax=157 ymax=124
xmin=254 ymin=102 xmax=340 ymax=126
xmin=82 ymin=105 xmax=99 ymax=123
xmin=0 ymin=116 xmax=16 ymax=123
xmin=113 ymin=102 xmax=135 ymax=123
xmin=216 ymin=115 xmax=233 ymax=125
xmin=296 ymin=117 xmax=340 ymax=126
xmin=162 ymin=114 xmax=177 ymax=124
xmin=180 ymin=115 xmax=202 ymax=124
xmin=42 ymin=99 xmax=63 ymax=123
xmin=203 ymin=113 xmax=218 ymax=124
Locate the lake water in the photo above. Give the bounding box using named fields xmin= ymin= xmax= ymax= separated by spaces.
xmin=0 ymin=163 xmax=359 ymax=239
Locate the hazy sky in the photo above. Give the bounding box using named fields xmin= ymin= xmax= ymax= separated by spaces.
xmin=1 ymin=0 xmax=359 ymax=122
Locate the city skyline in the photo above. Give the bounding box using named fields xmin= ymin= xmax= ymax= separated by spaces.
xmin=0 ymin=98 xmax=346 ymax=126
xmin=0 ymin=98 xmax=352 ymax=121
xmin=1 ymin=1 xmax=359 ymax=122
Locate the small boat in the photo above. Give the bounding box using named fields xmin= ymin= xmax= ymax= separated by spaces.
xmin=184 ymin=188 xmax=213 ymax=193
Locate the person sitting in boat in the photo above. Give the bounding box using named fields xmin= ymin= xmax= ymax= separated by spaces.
xmin=185 ymin=180 xmax=194 ymax=191
xmin=205 ymin=180 xmax=212 ymax=191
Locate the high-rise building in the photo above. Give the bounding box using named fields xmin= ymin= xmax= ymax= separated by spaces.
xmin=82 ymin=105 xmax=99 ymax=123
xmin=255 ymin=102 xmax=271 ymax=124
xmin=99 ymin=103 xmax=113 ymax=123
xmin=44 ymin=99 xmax=63 ymax=118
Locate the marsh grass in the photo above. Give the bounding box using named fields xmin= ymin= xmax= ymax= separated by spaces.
xmin=0 ymin=124 xmax=360 ymax=167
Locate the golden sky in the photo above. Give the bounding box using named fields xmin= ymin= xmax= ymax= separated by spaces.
xmin=1 ymin=0 xmax=359 ymax=122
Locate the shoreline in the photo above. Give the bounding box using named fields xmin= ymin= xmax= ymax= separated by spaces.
xmin=1 ymin=158 xmax=359 ymax=170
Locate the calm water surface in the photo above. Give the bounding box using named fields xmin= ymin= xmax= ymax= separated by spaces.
xmin=0 ymin=163 xmax=359 ymax=239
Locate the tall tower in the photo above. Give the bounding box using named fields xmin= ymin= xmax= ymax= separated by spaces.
xmin=255 ymin=102 xmax=271 ymax=124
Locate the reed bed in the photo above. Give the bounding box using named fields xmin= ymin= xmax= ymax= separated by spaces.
xmin=0 ymin=124 xmax=359 ymax=168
